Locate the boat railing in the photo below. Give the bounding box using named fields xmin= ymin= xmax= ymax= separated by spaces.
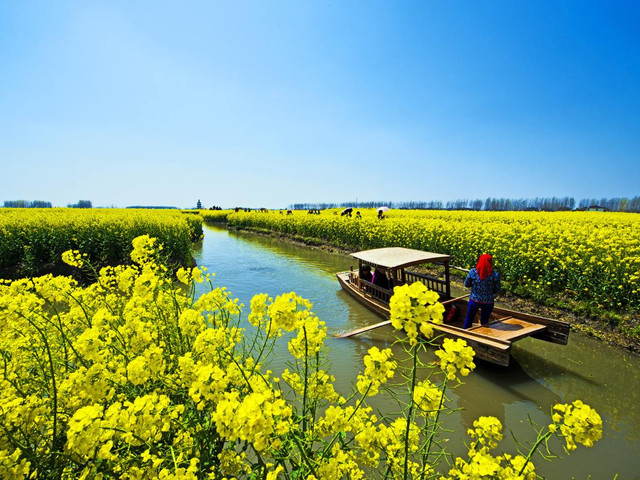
xmin=362 ymin=279 xmax=392 ymax=303
xmin=348 ymin=271 xmax=393 ymax=303
xmin=404 ymin=270 xmax=448 ymax=296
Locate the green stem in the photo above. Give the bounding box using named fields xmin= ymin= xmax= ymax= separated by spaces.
xmin=292 ymin=432 xmax=319 ymax=478
xmin=518 ymin=429 xmax=553 ymax=475
xmin=302 ymin=325 xmax=309 ymax=433
xmin=251 ymin=316 xmax=275 ymax=375
xmin=321 ymin=382 xmax=373 ymax=459
xmin=25 ymin=317 xmax=61 ymax=469
xmin=403 ymin=342 xmax=419 ymax=480
xmin=170 ymin=445 xmax=178 ymax=471
xmin=223 ymin=350 xmax=255 ymax=393
xmin=422 ymin=376 xmax=448 ymax=466
xmin=66 ymin=290 xmax=93 ymax=327
xmin=309 ymin=351 xmax=320 ymax=430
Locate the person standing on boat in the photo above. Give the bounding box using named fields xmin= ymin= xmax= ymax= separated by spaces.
xmin=463 ymin=254 xmax=501 ymax=329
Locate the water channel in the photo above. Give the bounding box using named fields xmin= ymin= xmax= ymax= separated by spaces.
xmin=193 ymin=225 xmax=640 ymax=479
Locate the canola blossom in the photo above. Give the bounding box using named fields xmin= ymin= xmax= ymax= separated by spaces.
xmin=549 ymin=400 xmax=603 ymax=451
xmin=435 ymin=338 xmax=477 ymax=381
xmin=0 ymin=236 xmax=603 ymax=479
xmin=0 ymin=208 xmax=202 ymax=279
xmin=356 ymin=347 xmax=397 ymax=396
xmin=446 ymin=417 xmax=536 ymax=479
xmin=390 ymin=282 xmax=444 ymax=344
xmin=222 ymin=208 xmax=640 ymax=312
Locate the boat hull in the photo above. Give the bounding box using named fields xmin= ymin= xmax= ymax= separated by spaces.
xmin=336 ymin=271 xmax=569 ymax=367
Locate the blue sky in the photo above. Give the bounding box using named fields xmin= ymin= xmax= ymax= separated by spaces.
xmin=1 ymin=1 xmax=639 ymax=209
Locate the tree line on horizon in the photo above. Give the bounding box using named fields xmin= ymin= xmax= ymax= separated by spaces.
xmin=3 ymin=200 xmax=93 ymax=208
xmin=3 ymin=200 xmax=53 ymax=208
xmin=289 ymin=196 xmax=640 ymax=212
xmin=5 ymin=196 xmax=640 ymax=212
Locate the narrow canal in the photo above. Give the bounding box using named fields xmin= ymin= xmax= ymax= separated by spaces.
xmin=194 ymin=225 xmax=640 ymax=479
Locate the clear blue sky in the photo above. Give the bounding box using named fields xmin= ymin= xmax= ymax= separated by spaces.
xmin=1 ymin=1 xmax=639 ymax=209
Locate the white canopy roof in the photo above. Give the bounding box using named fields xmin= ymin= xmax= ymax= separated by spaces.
xmin=350 ymin=247 xmax=450 ymax=269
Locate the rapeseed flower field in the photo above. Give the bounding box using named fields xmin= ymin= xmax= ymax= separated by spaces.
xmin=217 ymin=209 xmax=640 ymax=314
xmin=0 ymin=235 xmax=601 ymax=478
xmin=0 ymin=209 xmax=202 ymax=279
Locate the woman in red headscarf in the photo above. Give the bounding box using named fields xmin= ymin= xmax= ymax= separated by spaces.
xmin=463 ymin=254 xmax=501 ymax=329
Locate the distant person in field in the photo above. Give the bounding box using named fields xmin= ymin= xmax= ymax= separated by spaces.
xmin=463 ymin=254 xmax=501 ymax=329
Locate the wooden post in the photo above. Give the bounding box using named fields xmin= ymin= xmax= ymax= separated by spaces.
xmin=445 ymin=260 xmax=451 ymax=299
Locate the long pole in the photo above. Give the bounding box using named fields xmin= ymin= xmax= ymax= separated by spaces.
xmin=336 ymin=294 xmax=470 ymax=338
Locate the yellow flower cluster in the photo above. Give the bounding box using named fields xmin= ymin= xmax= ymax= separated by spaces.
xmin=445 ymin=400 xmax=603 ymax=480
xmin=287 ymin=310 xmax=327 ymax=359
xmin=356 ymin=346 xmax=397 ymax=396
xmin=282 ymin=369 xmax=343 ymax=403
xmin=130 ymin=234 xmax=163 ymax=265
xmin=379 ymin=418 xmax=422 ymax=477
xmin=412 ymin=380 xmax=443 ymax=417
xmin=467 ymin=416 xmax=504 ymax=449
xmin=446 ymin=417 xmax=536 ymax=480
xmin=0 ymin=448 xmax=30 ymax=480
xmin=61 ymin=249 xmax=87 ymax=268
xmin=435 ymin=338 xmax=476 ymax=381
xmin=226 ymin=208 xmax=640 ymax=310
xmin=316 ymin=444 xmax=364 ymax=480
xmin=212 ymin=386 xmax=293 ymax=452
xmin=390 ymin=282 xmax=444 ymax=344
xmin=248 ymin=292 xmax=270 ymax=327
xmin=317 ymin=404 xmax=375 ymax=437
xmin=315 ymin=407 xmax=425 ymax=477
xmin=549 ymin=400 xmax=603 ymax=451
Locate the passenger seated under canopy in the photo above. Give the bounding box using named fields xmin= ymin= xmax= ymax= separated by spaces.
xmin=372 ymin=268 xmax=390 ymax=289
xmin=359 ymin=264 xmax=372 ymax=282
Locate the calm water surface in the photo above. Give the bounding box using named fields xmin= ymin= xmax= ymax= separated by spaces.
xmin=194 ymin=225 xmax=640 ymax=479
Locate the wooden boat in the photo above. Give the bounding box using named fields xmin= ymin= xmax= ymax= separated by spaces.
xmin=336 ymin=247 xmax=569 ymax=366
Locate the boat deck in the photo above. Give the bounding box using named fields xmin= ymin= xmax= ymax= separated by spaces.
xmin=469 ymin=317 xmax=547 ymax=341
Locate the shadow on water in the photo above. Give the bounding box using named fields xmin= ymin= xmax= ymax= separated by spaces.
xmin=513 ymin=345 xmax=602 ymax=387
xmin=194 ymin=225 xmax=640 ymax=479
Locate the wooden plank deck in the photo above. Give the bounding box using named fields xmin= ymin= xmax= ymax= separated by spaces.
xmin=469 ymin=317 xmax=547 ymax=341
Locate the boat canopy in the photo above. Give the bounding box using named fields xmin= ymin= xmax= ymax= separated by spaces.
xmin=350 ymin=247 xmax=450 ymax=270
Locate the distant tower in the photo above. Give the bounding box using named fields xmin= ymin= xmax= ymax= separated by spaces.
xmin=196 ymin=199 xmax=202 ymax=209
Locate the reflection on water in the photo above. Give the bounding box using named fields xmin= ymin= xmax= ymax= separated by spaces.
xmin=194 ymin=225 xmax=640 ymax=479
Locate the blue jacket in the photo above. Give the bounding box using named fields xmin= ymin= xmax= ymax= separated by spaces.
xmin=465 ymin=268 xmax=501 ymax=303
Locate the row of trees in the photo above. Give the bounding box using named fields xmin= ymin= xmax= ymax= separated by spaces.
xmin=577 ymin=197 xmax=640 ymax=212
xmin=3 ymin=200 xmax=52 ymax=208
xmin=3 ymin=200 xmax=94 ymax=208
xmin=290 ymin=196 xmax=640 ymax=212
xmin=67 ymin=200 xmax=93 ymax=208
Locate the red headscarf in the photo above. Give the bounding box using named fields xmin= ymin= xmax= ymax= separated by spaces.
xmin=476 ymin=254 xmax=493 ymax=280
